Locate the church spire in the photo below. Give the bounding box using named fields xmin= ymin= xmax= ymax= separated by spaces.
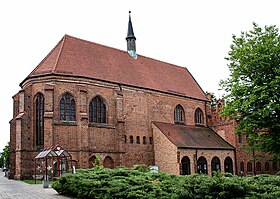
xmin=126 ymin=11 xmax=137 ymax=59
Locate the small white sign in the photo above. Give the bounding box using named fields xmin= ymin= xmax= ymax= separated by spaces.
xmin=150 ymin=165 xmax=159 ymax=173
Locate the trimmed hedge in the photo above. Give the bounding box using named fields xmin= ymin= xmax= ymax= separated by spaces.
xmin=52 ymin=165 xmax=280 ymax=199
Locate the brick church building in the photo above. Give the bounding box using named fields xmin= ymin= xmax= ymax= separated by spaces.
xmin=10 ymin=13 xmax=242 ymax=179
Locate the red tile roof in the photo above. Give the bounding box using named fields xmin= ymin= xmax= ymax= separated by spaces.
xmin=153 ymin=122 xmax=234 ymax=150
xmin=23 ymin=35 xmax=208 ymax=101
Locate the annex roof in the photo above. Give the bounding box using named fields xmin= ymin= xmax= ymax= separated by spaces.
xmin=22 ymin=35 xmax=208 ymax=101
xmin=34 ymin=144 xmax=71 ymax=159
xmin=153 ymin=122 xmax=234 ymax=150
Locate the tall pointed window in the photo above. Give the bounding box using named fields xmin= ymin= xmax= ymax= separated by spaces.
xmin=195 ymin=108 xmax=204 ymax=125
xmin=60 ymin=93 xmax=76 ymax=121
xmin=35 ymin=93 xmax=44 ymax=146
xmin=89 ymin=96 xmax=106 ymax=123
xmin=174 ymin=105 xmax=185 ymax=124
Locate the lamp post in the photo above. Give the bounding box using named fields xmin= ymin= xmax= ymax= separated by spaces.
xmin=43 ymin=158 xmax=49 ymax=188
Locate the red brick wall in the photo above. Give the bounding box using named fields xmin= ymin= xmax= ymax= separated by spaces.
xmin=153 ymin=123 xmax=179 ymax=175
xmin=10 ymin=75 xmax=210 ymax=179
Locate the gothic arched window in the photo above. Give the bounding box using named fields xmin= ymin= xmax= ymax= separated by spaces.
xmin=35 ymin=93 xmax=44 ymax=146
xmin=89 ymin=96 xmax=106 ymax=123
xmin=60 ymin=93 xmax=76 ymax=121
xmin=195 ymin=108 xmax=204 ymax=125
xmin=174 ymin=105 xmax=185 ymax=124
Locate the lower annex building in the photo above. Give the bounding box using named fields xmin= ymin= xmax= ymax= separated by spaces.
xmin=9 ymin=13 xmax=237 ymax=179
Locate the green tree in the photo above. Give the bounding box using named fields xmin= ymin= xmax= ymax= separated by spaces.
xmin=205 ymin=91 xmax=217 ymax=110
xmin=0 ymin=153 xmax=3 ymax=168
xmin=220 ymin=23 xmax=280 ymax=159
xmin=1 ymin=143 xmax=10 ymax=169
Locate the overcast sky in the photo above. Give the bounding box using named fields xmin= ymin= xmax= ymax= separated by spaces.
xmin=1 ymin=0 xmax=279 ymax=151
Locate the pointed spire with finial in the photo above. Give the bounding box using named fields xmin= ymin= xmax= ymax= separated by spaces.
xmin=126 ymin=11 xmax=137 ymax=59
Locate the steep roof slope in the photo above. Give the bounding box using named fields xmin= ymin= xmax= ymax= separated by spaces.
xmin=153 ymin=122 xmax=234 ymax=150
xmin=23 ymin=35 xmax=208 ymax=101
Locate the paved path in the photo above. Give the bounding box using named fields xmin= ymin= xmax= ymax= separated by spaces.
xmin=0 ymin=172 xmax=73 ymax=199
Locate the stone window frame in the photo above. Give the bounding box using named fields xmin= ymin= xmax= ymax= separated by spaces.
xmin=89 ymin=95 xmax=107 ymax=124
xmin=174 ymin=104 xmax=185 ymax=124
xmin=60 ymin=92 xmax=76 ymax=122
xmin=194 ymin=108 xmax=204 ymax=125
xmin=35 ymin=93 xmax=44 ymax=147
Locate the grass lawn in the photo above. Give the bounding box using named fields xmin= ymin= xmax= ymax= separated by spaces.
xmin=22 ymin=179 xmax=43 ymax=184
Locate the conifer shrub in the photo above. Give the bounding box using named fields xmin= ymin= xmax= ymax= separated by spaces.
xmin=52 ymin=165 xmax=280 ymax=199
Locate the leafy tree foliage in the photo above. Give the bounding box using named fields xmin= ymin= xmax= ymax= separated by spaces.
xmin=0 ymin=154 xmax=3 ymax=168
xmin=205 ymin=91 xmax=217 ymax=110
xmin=0 ymin=142 xmax=10 ymax=169
xmin=220 ymin=23 xmax=280 ymax=159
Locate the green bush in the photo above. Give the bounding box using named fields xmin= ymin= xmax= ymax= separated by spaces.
xmin=52 ymin=166 xmax=280 ymax=199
